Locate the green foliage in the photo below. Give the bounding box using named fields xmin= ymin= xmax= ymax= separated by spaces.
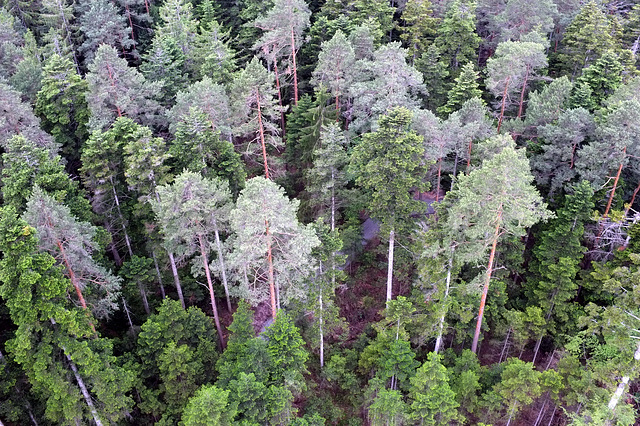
xmin=438 ymin=62 xmax=483 ymax=116
xmin=77 ymin=0 xmax=135 ymax=64
xmin=35 ymin=54 xmax=89 ymax=167
xmin=265 ymin=312 xmax=309 ymax=389
xmin=434 ymin=0 xmax=481 ymax=71
xmin=400 ymin=0 xmax=439 ymax=62
xmin=350 ymin=107 xmax=428 ymax=233
xmin=409 ymin=352 xmax=463 ymax=425
xmin=181 ymin=385 xmax=237 ymax=425
xmin=368 ymin=388 xmax=406 ymax=426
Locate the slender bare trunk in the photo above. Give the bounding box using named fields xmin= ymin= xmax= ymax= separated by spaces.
xmin=64 ymin=350 xmax=103 ymax=426
xmin=547 ymin=404 xmax=557 ymax=426
xmin=608 ymin=341 xmax=640 ymax=410
xmin=144 ymin=0 xmax=150 ymax=15
xmin=56 ymin=240 xmax=96 ymax=333
xmin=319 ymin=291 xmax=324 ymax=368
xmin=198 ymin=234 xmax=225 ymax=349
xmin=154 ymin=190 xmax=184 ymax=308
xmin=436 ymin=158 xmax=442 ymax=202
xmin=106 ymin=63 xmax=122 ymax=118
xmin=122 ymin=297 xmax=133 ymax=329
xmin=110 ymin=179 xmax=133 ymax=259
xmin=291 ymin=28 xmax=299 ymax=105
xmin=266 ymin=220 xmax=277 ymax=319
xmin=499 ymin=327 xmax=512 ymax=364
xmin=386 ymin=228 xmax=395 ymax=305
xmin=624 ymin=178 xmax=640 ymax=217
xmin=274 ymin=63 xmax=286 ymax=143
xmin=467 ymin=139 xmax=473 ymax=171
xmin=434 ymin=249 xmax=454 ymax=354
xmin=212 ymin=221 xmax=232 ymax=312
xmin=497 ymin=76 xmax=511 ymax=134
xmin=472 ymin=206 xmax=502 ymax=353
xmin=152 ymin=250 xmax=166 ymax=298
xmin=125 ymin=4 xmax=136 ymax=46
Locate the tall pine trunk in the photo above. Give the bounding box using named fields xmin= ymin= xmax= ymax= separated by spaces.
xmin=434 ymin=249 xmax=454 ymax=354
xmin=212 ymin=220 xmax=232 ymax=312
xmin=291 ymin=28 xmax=299 ymax=105
xmin=273 ymin=62 xmax=286 ymax=143
xmin=154 ymin=190 xmax=185 ymax=308
xmin=386 ymin=228 xmax=395 ymax=304
xmin=497 ymin=76 xmax=511 ymax=133
xmin=266 ymin=220 xmax=277 ymax=319
xmin=152 ymin=250 xmax=166 ymax=298
xmin=198 ymin=234 xmax=225 ymax=349
xmin=472 ymin=206 xmax=502 ymax=353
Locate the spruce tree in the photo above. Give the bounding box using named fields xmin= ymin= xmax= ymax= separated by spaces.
xmin=438 ymin=62 xmax=483 ymax=116
xmin=350 ymin=107 xmax=428 ymax=304
xmin=182 ymin=385 xmax=236 ymax=425
xmin=415 ymin=44 xmax=450 ymax=112
xmin=434 ymin=0 xmax=481 ymax=71
xmin=400 ymin=0 xmax=439 ymax=63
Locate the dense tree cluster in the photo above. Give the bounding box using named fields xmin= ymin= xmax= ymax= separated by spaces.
xmin=1 ymin=0 xmax=640 ymax=424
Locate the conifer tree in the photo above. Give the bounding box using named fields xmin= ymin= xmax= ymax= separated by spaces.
xmin=434 ymin=0 xmax=481 ymax=71
xmin=229 ymin=177 xmax=320 ymax=318
xmin=438 ymin=62 xmax=483 ymax=116
xmin=0 ymin=209 xmax=135 ymax=426
xmin=153 ymin=171 xmax=234 ymax=347
xmin=0 ymin=81 xmax=56 ymax=150
xmin=182 ymin=385 xmax=236 ymax=425
xmin=171 ymin=109 xmax=246 ymax=198
xmin=445 ymin=135 xmax=552 ymax=353
xmin=77 ymin=0 xmax=135 ymax=64
xmin=252 ymin=0 xmax=311 ymax=105
xmin=351 ymin=107 xmax=428 ymax=303
xmin=35 ymin=54 xmax=89 ymax=169
xmin=22 ymin=187 xmax=122 ymax=322
xmin=400 ymin=0 xmax=439 ymax=63
xmin=572 ymin=51 xmax=623 ymax=109
xmin=167 ymin=76 xmax=232 ymax=137
xmin=193 ymin=18 xmax=237 ymax=84
xmin=86 ymin=44 xmax=162 ymax=132
xmin=558 ymin=0 xmax=620 ymax=76
xmin=496 ymin=0 xmax=557 ymax=42
xmin=526 ymin=182 xmax=594 ymax=363
xmin=415 ymin=44 xmax=450 ymax=112
xmin=311 ymin=29 xmax=356 ymax=114
xmin=230 ymin=57 xmax=281 ymax=177
xmin=264 ymin=311 xmax=309 ymax=389
xmin=409 ymin=352 xmax=463 ymax=425
xmin=349 ymin=42 xmax=425 ymax=133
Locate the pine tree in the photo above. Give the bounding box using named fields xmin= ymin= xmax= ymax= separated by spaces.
xmin=229 ymin=177 xmax=320 ymax=318
xmin=22 ymin=187 xmax=122 ymax=321
xmin=351 ymin=107 xmax=428 ymax=303
xmin=445 ymin=135 xmax=552 ymax=353
xmin=252 ymin=0 xmax=311 ymax=105
xmin=496 ymin=0 xmax=557 ymax=42
xmin=349 ymin=42 xmax=425 ymax=133
xmin=153 ymin=171 xmax=234 ymax=347
xmin=485 ymin=38 xmax=547 ymax=131
xmin=77 ymin=0 xmax=135 ymax=64
xmin=230 ymin=57 xmax=282 ymax=177
xmin=85 ymin=44 xmax=162 ymax=132
xmin=0 ymin=7 xmax=26 ymax=79
xmin=311 ymin=29 xmax=356 ymax=114
xmin=438 ymin=62 xmax=483 ymax=116
xmin=0 ymin=81 xmax=56 ymax=150
xmin=167 ymin=76 xmax=232 ymax=137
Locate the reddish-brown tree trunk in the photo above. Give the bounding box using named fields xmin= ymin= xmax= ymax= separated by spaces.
xmin=603 ymin=147 xmax=626 ymax=220
xmin=106 ymin=63 xmax=123 ymax=118
xmin=125 ymin=4 xmax=136 ymax=46
xmin=198 ymin=234 xmax=225 ymax=349
xmin=56 ymin=240 xmax=96 ymax=333
xmin=497 ymin=76 xmax=511 ymax=133
xmin=467 ymin=139 xmax=473 ymax=171
xmin=517 ymin=67 xmax=529 ymax=119
xmin=472 ymin=206 xmax=502 ymax=354
xmin=625 ymin=179 xmax=640 ymax=216
xmin=436 ymin=158 xmax=442 ymax=202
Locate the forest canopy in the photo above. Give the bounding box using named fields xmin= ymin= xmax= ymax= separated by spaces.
xmin=1 ymin=0 xmax=640 ymax=425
